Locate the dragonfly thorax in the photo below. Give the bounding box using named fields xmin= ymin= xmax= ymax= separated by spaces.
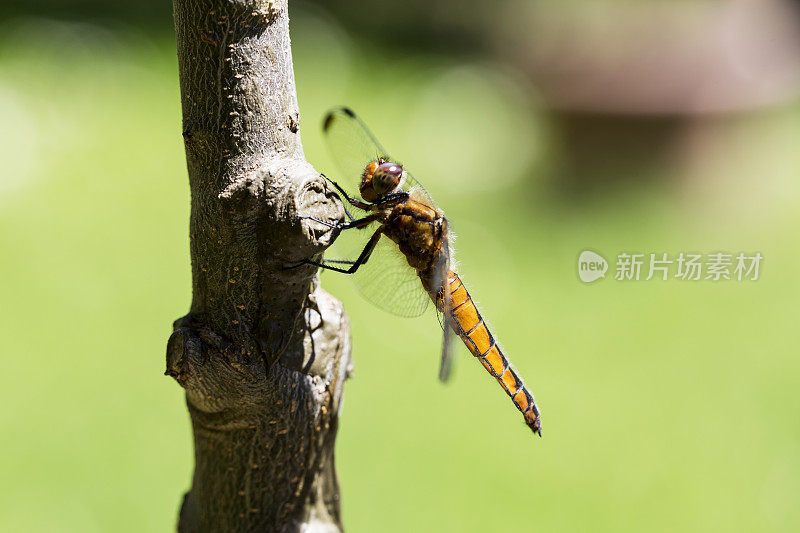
xmin=360 ymin=160 xmax=405 ymax=202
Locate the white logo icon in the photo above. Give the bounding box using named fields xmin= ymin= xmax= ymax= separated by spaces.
xmin=578 ymin=250 xmax=608 ymax=283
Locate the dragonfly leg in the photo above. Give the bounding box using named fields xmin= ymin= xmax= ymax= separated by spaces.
xmin=301 ymin=214 xmax=377 ymax=231
xmin=300 ymin=228 xmax=383 ymax=274
xmin=341 ymin=204 xmax=356 ymax=223
xmin=320 ymin=173 xmax=372 ymax=211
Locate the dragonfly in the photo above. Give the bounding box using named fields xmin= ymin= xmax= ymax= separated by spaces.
xmin=297 ymin=107 xmax=541 ymax=436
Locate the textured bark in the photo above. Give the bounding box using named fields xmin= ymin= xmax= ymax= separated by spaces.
xmin=166 ymin=1 xmax=350 ymax=531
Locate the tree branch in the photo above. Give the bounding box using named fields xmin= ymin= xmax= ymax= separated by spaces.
xmin=166 ymin=1 xmax=350 ymax=531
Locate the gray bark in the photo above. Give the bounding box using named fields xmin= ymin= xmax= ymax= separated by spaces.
xmin=165 ymin=1 xmax=350 ymax=531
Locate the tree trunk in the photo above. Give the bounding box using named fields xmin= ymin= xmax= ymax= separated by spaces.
xmin=165 ymin=1 xmax=350 ymax=531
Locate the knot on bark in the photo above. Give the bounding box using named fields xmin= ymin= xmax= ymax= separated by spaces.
xmin=166 ymin=288 xmax=351 ymax=411
xmin=166 ymin=314 xmax=265 ymax=394
xmin=166 ymin=294 xmax=351 ymax=533
xmin=247 ymin=157 xmax=345 ymax=262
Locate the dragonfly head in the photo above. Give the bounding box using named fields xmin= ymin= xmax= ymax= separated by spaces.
xmin=361 ymin=160 xmax=404 ymax=202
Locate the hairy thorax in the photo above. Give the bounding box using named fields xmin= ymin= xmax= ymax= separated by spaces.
xmin=381 ymin=198 xmax=447 ymax=272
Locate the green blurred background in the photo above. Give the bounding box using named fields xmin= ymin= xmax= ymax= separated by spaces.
xmin=1 ymin=1 xmax=799 ymax=531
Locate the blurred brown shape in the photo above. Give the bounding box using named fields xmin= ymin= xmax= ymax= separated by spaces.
xmin=492 ymin=0 xmax=800 ymax=192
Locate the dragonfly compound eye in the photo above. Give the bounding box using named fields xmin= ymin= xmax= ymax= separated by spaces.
xmin=373 ymin=162 xmax=404 ymax=195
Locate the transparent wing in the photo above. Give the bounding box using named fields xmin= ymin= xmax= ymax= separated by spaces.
xmin=437 ymin=288 xmax=457 ymax=382
xmin=323 ymin=107 xmax=390 ymax=190
xmin=405 ymin=171 xmax=436 ymax=209
xmin=431 ymin=237 xmax=456 ymax=382
xmin=350 ymin=233 xmax=431 ymax=318
xmin=323 ymin=108 xmax=437 ymax=203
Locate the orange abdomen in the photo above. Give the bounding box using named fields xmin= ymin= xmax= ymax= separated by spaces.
xmin=444 ymin=271 xmax=541 ymax=435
